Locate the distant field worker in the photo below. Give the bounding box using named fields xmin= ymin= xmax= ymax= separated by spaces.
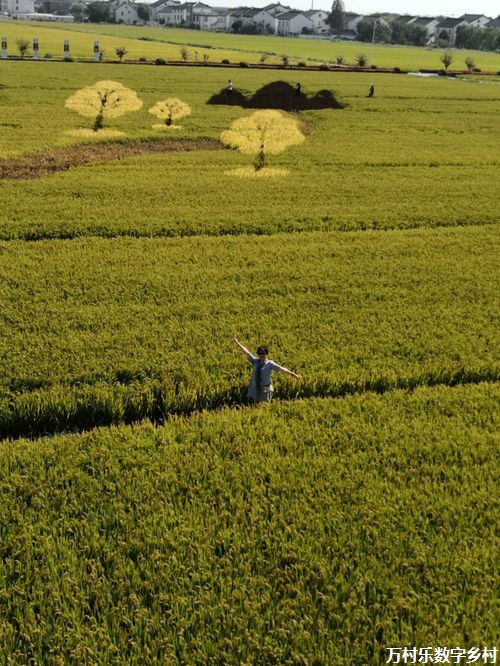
xmin=227 ymin=79 xmax=233 ymax=94
xmin=367 ymin=84 xmax=375 ymax=97
xmin=232 ymin=336 xmax=301 ymax=404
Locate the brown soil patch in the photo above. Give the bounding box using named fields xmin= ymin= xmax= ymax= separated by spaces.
xmin=208 ymin=81 xmax=345 ymax=112
xmin=0 ymin=137 xmax=224 ymax=181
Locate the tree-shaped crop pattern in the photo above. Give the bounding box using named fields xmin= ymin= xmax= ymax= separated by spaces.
xmin=65 ymin=80 xmax=143 ymax=132
xmin=149 ymin=98 xmax=192 ymax=128
xmin=220 ymin=109 xmax=304 ymax=172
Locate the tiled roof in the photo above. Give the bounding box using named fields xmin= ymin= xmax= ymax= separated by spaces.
xmin=437 ymin=17 xmax=463 ymax=27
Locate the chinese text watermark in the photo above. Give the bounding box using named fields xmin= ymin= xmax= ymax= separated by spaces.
xmin=386 ymin=647 xmax=497 ymax=664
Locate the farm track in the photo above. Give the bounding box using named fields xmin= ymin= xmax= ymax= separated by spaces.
xmin=0 ymin=137 xmax=224 ymax=180
xmin=1 ymin=367 xmax=498 ymax=442
xmin=0 ymin=214 xmax=496 ymax=243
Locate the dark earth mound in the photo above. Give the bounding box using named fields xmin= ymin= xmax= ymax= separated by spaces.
xmin=207 ymin=81 xmax=344 ymax=111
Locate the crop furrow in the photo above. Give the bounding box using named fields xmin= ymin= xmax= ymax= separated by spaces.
xmin=1 ymin=367 xmax=498 ymax=442
xmin=0 ymin=216 xmax=497 ymax=243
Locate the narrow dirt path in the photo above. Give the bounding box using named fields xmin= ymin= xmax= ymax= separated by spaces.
xmin=0 ymin=137 xmax=224 ymax=180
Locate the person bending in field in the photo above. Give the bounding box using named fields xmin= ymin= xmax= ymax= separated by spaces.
xmin=232 ymin=336 xmax=301 ymax=404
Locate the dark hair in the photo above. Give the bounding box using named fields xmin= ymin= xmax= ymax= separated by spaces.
xmin=256 ymin=345 xmax=268 ymax=355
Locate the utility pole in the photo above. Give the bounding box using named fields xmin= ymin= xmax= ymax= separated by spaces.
xmin=370 ymin=19 xmax=379 ymax=64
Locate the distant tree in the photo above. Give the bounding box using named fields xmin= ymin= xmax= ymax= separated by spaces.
xmin=16 ymin=39 xmax=30 ymax=58
xmin=137 ymin=4 xmax=150 ymax=21
xmin=179 ymin=46 xmax=190 ymax=61
xmin=70 ymin=2 xmax=86 ymax=20
xmin=390 ymin=20 xmax=405 ymax=44
xmin=65 ymin=80 xmax=143 ymax=131
xmin=115 ymin=46 xmax=128 ymax=62
xmin=149 ymin=98 xmax=191 ymax=127
xmin=232 ymin=19 xmax=243 ymax=33
xmin=86 ymin=1 xmax=111 ymax=22
xmin=440 ymin=50 xmax=454 ymax=70
xmin=456 ymin=24 xmax=499 ymax=51
xmin=455 ymin=24 xmax=472 ymax=48
xmin=327 ymin=0 xmax=345 ymax=31
xmin=356 ymin=17 xmax=390 ymax=43
xmin=407 ymin=24 xmax=428 ymax=46
xmin=221 ymin=110 xmax=305 ymax=172
xmin=390 ymin=20 xmax=427 ymax=46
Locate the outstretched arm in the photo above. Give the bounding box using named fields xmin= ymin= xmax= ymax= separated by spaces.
xmin=232 ymin=336 xmax=253 ymax=359
xmin=278 ymin=365 xmax=301 ymax=380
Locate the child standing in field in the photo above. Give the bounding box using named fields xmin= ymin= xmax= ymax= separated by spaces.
xmin=232 ymin=336 xmax=301 ymax=404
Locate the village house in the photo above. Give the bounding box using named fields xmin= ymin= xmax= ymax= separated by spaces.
xmin=304 ymin=8 xmax=329 ymax=33
xmin=195 ymin=5 xmax=227 ymax=30
xmin=343 ymin=11 xmax=363 ymax=31
xmin=408 ymin=15 xmax=440 ymax=42
xmin=226 ymin=6 xmax=279 ymax=32
xmin=458 ymin=12 xmax=491 ymax=28
xmin=275 ymin=10 xmax=312 ymax=35
xmin=436 ymin=13 xmax=492 ymax=43
xmin=485 ymin=16 xmax=500 ymax=29
xmin=150 ymin=0 xmax=179 ymax=22
xmin=0 ymin=0 xmax=34 ymax=16
xmin=436 ymin=16 xmax=465 ymax=43
xmin=112 ymin=0 xmax=141 ymax=24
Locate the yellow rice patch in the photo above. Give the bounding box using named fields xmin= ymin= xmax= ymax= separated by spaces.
xmin=64 ymin=129 xmax=127 ymax=139
xmin=224 ymin=167 xmax=289 ymax=178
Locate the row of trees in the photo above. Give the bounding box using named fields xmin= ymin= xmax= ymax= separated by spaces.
xmin=328 ymin=0 xmax=500 ymax=50
xmin=346 ymin=17 xmax=500 ymax=49
xmin=328 ymin=1 xmax=428 ymax=47
xmin=357 ymin=18 xmax=428 ymax=46
xmin=454 ymin=25 xmax=500 ymax=51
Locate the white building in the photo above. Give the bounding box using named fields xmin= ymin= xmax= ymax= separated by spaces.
xmin=458 ymin=13 xmax=491 ymax=28
xmin=343 ymin=12 xmax=364 ymax=31
xmin=150 ymin=0 xmax=179 ymax=22
xmin=408 ymin=16 xmax=440 ymax=43
xmin=226 ymin=6 xmax=277 ymax=32
xmin=0 ymin=0 xmax=35 ymax=17
xmin=275 ymin=10 xmax=313 ymax=35
xmin=304 ymin=8 xmax=329 ymax=33
xmin=435 ymin=17 xmax=465 ymax=43
xmin=191 ymin=2 xmax=226 ymax=29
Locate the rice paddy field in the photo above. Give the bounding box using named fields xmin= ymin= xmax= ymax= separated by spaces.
xmin=2 ymin=21 xmax=500 ymax=71
xmin=0 ymin=54 xmax=499 ymax=664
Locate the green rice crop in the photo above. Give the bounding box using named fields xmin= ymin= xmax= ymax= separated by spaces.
xmin=0 ymin=50 xmax=498 ymax=663
xmin=0 ymin=384 xmax=498 ymax=663
xmin=0 ymin=63 xmax=498 ymax=238
xmin=0 ymin=226 xmax=498 ymax=437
